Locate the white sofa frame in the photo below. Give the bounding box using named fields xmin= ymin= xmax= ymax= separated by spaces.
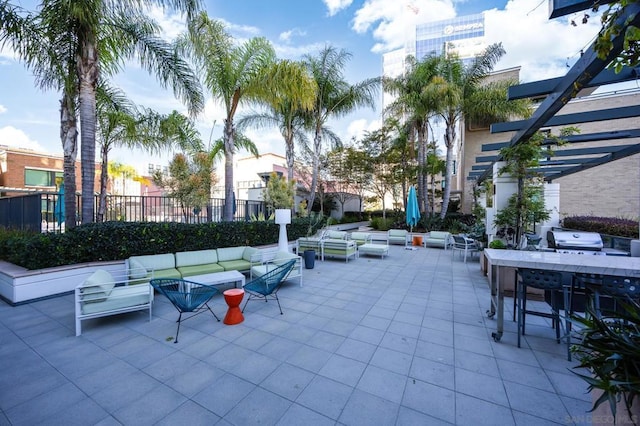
xmin=75 ymin=268 xmax=153 ymax=336
xmin=250 ymin=248 xmax=303 ymax=286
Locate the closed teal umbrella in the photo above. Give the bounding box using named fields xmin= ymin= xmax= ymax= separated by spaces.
xmin=54 ymin=183 xmax=65 ymax=227
xmin=406 ymin=185 xmax=420 ymax=232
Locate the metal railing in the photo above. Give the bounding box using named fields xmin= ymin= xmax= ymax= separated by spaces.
xmin=0 ymin=192 xmax=267 ymax=232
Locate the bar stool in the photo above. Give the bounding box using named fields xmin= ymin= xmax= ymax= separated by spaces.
xmin=599 ymin=275 xmax=640 ymax=315
xmin=572 ymin=272 xmax=604 ymax=318
xmin=516 ymin=269 xmax=572 ymax=361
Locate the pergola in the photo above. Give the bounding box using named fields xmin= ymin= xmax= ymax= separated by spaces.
xmin=468 ymin=1 xmax=640 ymax=184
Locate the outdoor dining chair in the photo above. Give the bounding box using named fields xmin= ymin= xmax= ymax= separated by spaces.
xmin=150 ymin=278 xmax=220 ymax=343
xmin=450 ymin=234 xmax=479 ymax=263
xmin=242 ymin=259 xmax=296 ymax=315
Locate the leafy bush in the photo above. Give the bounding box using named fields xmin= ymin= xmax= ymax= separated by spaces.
xmin=340 ymin=211 xmax=368 ymax=223
xmin=370 ymin=217 xmax=394 ymax=231
xmin=488 ymin=240 xmax=507 ymax=249
xmin=563 ymin=216 xmax=638 ymax=238
xmin=0 ymin=218 xmax=325 ymax=270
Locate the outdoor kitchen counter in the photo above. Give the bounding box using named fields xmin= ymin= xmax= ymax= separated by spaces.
xmin=484 ymin=249 xmax=640 ymax=343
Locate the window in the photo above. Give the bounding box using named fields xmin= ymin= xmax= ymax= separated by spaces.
xmin=24 ymin=169 xmax=62 ymax=187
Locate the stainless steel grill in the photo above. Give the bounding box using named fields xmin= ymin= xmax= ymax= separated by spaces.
xmin=546 ymin=230 xmax=603 ymax=253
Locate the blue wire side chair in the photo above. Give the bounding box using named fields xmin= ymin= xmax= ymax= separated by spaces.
xmin=150 ymin=278 xmax=220 ymax=343
xmin=242 ymin=259 xmax=296 ymax=315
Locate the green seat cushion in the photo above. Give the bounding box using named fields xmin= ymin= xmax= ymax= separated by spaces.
xmin=178 ymin=263 xmax=225 ymax=277
xmin=151 ymin=268 xmax=182 ymax=280
xmin=81 ymin=285 xmax=151 ymax=315
xmin=324 ymin=248 xmax=356 ymax=255
xmin=218 ymin=260 xmax=251 ymax=272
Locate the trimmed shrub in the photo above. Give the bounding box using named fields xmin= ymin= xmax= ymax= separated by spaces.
xmin=0 ymin=218 xmax=325 ymax=270
xmin=562 ymin=216 xmax=638 ymax=239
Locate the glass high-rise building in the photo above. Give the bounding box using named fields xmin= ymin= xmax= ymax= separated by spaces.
xmin=382 ymin=13 xmax=487 ymax=109
xmin=415 ymin=13 xmax=485 ymax=61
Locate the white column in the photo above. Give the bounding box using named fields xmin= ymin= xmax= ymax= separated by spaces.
xmin=487 ymin=161 xmax=518 ymax=243
xmin=538 ymin=183 xmax=560 ymax=248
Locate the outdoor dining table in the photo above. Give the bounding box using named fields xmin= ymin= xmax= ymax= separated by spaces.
xmin=483 ymin=248 xmax=640 ymax=342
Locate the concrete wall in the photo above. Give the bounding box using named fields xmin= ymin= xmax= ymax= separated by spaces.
xmin=552 ymin=90 xmax=640 ymax=220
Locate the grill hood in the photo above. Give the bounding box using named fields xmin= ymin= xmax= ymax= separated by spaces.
xmin=546 ymin=231 xmax=603 ymax=250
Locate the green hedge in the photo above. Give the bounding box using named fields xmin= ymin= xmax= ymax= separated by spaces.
xmin=0 ymin=218 xmax=325 ymax=270
xmin=562 ymin=216 xmax=639 ymax=239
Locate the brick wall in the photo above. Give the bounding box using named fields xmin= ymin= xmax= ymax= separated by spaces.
xmin=0 ymin=147 xmax=100 ymax=193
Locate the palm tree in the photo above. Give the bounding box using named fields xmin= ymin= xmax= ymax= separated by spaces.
xmin=384 ymin=55 xmax=441 ymax=215
xmin=237 ymin=59 xmax=316 ymax=183
xmin=95 ymin=85 xmax=203 ymax=221
xmin=36 ymin=0 xmax=203 ymax=224
xmin=179 ymin=13 xmax=279 ymax=221
xmin=425 ymin=43 xmax=531 ymax=219
xmin=1 ymin=2 xmax=81 ymax=228
xmin=303 ymin=45 xmax=379 ymax=215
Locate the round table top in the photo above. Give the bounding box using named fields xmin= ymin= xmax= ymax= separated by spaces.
xmin=223 ymin=288 xmax=244 ymax=296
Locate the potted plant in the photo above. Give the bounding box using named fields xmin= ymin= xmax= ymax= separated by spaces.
xmin=571 ymin=299 xmax=640 ymax=425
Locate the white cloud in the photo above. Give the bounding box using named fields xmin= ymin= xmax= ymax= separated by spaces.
xmin=279 ymin=28 xmax=307 ymax=43
xmin=274 ymin=42 xmax=327 ymax=60
xmin=345 ymin=118 xmax=382 ymax=143
xmin=0 ymin=105 xmax=7 ymax=114
xmin=146 ymin=5 xmax=187 ymax=41
xmin=324 ymin=0 xmax=354 ymax=17
xmin=352 ymin=0 xmax=456 ymax=53
xmin=484 ymin=0 xmax=602 ymax=82
xmin=0 ymin=126 xmax=47 ymax=152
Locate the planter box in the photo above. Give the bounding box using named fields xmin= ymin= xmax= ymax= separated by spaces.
xmin=0 ymin=260 xmax=125 ymax=305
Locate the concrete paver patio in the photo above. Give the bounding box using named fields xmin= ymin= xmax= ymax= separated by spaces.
xmin=0 ymin=244 xmax=594 ymax=425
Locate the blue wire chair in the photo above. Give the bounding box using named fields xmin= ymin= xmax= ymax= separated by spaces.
xmin=150 ymin=278 xmax=220 ymax=343
xmin=242 ymin=259 xmax=296 ymax=315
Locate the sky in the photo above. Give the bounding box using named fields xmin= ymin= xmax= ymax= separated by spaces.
xmin=0 ymin=0 xmax=609 ymax=175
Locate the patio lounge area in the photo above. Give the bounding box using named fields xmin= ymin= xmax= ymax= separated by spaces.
xmin=0 ymin=243 xmax=593 ymax=425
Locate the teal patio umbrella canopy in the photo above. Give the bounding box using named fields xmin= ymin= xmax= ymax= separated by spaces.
xmin=54 ymin=183 xmax=65 ymax=226
xmin=406 ymin=185 xmax=420 ymax=232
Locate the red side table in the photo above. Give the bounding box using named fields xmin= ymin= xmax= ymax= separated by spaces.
xmin=412 ymin=235 xmax=423 ymax=246
xmin=223 ymin=288 xmax=245 ymax=325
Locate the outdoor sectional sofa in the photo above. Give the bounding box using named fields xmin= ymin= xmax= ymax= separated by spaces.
xmin=126 ymin=246 xmax=261 ymax=282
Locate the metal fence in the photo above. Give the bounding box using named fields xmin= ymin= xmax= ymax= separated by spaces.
xmin=0 ymin=192 xmax=267 ymax=232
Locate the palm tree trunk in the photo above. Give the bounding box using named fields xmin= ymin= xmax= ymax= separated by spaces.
xmin=97 ymin=144 xmax=109 ymax=222
xmin=440 ymin=121 xmax=456 ymax=219
xmin=223 ymin=119 xmax=235 ymax=221
xmin=417 ymin=123 xmax=428 ymax=214
xmin=78 ymin=37 xmax=99 ymax=224
xmin=60 ymin=94 xmax=77 ymax=230
xmin=307 ymin=129 xmax=322 ymax=215
xmin=285 ymin=131 xmax=295 ymax=182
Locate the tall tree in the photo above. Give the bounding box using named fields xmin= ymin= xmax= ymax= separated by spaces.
xmin=384 ymin=55 xmax=440 ymax=215
xmin=237 ymin=59 xmax=316 ymax=183
xmin=179 ymin=13 xmax=277 ymax=221
xmin=0 ymin=2 xmax=80 ymax=228
xmin=303 ymin=45 xmax=379 ymax=214
xmin=95 ymin=85 xmax=203 ymax=221
xmin=424 ymin=43 xmax=531 ymax=219
xmin=37 ymin=0 xmax=203 ymax=224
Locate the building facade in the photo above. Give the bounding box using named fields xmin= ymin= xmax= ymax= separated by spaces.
xmin=0 ymin=146 xmax=100 ymax=195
